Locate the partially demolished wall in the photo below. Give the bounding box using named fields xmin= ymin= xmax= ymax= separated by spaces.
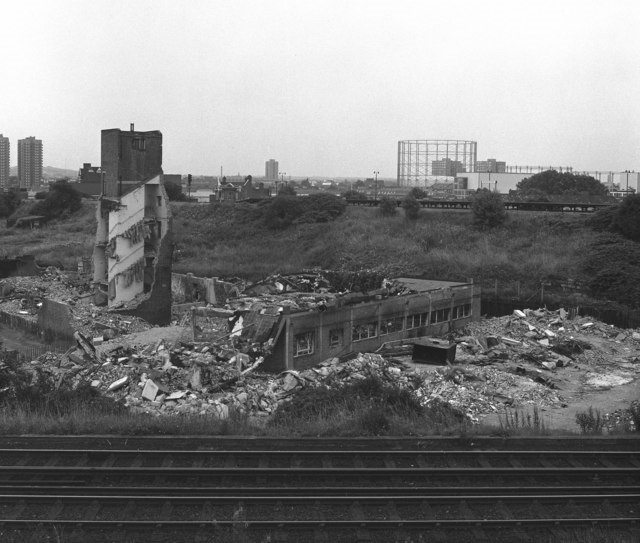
xmin=93 ymin=176 xmax=173 ymax=325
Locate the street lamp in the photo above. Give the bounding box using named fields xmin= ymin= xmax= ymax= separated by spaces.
xmin=373 ymin=171 xmax=379 ymax=201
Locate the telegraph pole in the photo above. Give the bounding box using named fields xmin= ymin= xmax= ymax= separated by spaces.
xmin=373 ymin=170 xmax=379 ymax=201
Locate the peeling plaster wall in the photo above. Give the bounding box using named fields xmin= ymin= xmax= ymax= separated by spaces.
xmin=108 ymin=188 xmax=145 ymax=304
xmin=92 ymin=175 xmax=173 ymax=326
xmin=122 ymin=178 xmax=172 ymax=325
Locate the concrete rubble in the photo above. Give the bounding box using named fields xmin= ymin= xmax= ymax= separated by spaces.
xmin=1 ymin=268 xmax=639 ymax=430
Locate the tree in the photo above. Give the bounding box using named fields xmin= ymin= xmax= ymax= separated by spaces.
xmin=471 ymin=190 xmax=507 ymax=229
xmin=342 ymin=190 xmax=367 ymax=200
xmin=401 ymin=194 xmax=420 ymax=221
xmin=31 ymin=180 xmax=82 ymax=221
xmin=164 ymin=181 xmax=187 ymax=201
xmin=379 ymin=196 xmax=397 ymax=217
xmin=408 ymin=187 xmax=427 ymax=199
xmin=0 ymin=189 xmax=22 ymax=218
xmin=278 ymin=184 xmax=297 ymax=196
xmin=612 ymin=194 xmax=640 ymax=242
xmin=516 ymin=170 xmax=609 ymax=201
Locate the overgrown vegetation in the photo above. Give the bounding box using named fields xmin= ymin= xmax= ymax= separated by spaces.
xmin=379 ymin=196 xmax=397 ymax=216
xmin=498 ymin=406 xmax=548 ymax=436
xmin=587 ymin=193 xmax=640 ymax=242
xmin=268 ymin=376 xmax=468 ymax=436
xmin=263 ymin=193 xmax=346 ymax=229
xmin=0 ymin=189 xmax=22 ymax=218
xmin=515 ymin=170 xmax=610 ymax=202
xmin=580 ymin=234 xmax=640 ymax=308
xmin=9 ymin=180 xmax=82 ymax=226
xmin=470 ymin=190 xmax=507 ymax=229
xmin=575 ymin=406 xmax=605 ymax=434
xmin=401 ymin=194 xmax=420 ymax=221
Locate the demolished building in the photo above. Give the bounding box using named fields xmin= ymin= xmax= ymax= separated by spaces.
xmin=193 ymin=277 xmax=481 ymax=372
xmin=93 ymin=174 xmax=173 ymax=325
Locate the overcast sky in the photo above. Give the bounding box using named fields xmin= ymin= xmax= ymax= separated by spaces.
xmin=2 ymin=0 xmax=639 ymax=179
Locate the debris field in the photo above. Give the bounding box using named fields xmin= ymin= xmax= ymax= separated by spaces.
xmin=1 ymin=270 xmax=639 ymax=431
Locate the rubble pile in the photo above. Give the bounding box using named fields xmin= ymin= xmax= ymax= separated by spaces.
xmin=415 ymin=365 xmax=561 ymax=423
xmin=2 ymin=260 xmax=639 ymax=431
xmin=0 ymin=268 xmax=152 ymax=338
xmin=61 ymin=341 xmax=417 ymax=419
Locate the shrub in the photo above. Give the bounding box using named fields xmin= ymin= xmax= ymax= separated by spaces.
xmin=611 ymin=194 xmax=640 ymax=241
xmin=0 ymin=189 xmax=21 ymax=218
xmin=30 ymin=180 xmax=82 ymax=222
xmin=164 ymin=181 xmax=188 ymax=201
xmin=586 ymin=204 xmax=618 ymax=232
xmin=401 ymin=194 xmax=420 ymax=221
xmin=263 ymin=195 xmax=304 ymax=229
xmin=575 ymin=406 xmax=605 ymax=434
xmin=342 ymin=190 xmax=367 ymax=200
xmin=408 ymin=187 xmax=427 ymax=199
xmin=581 ymin=234 xmax=640 ymax=308
xmin=263 ymin=193 xmax=346 ymax=229
xmin=379 ymin=196 xmax=397 ymax=217
xmin=471 ymin=190 xmax=506 ymax=229
xmin=629 ymin=404 xmax=640 ymax=432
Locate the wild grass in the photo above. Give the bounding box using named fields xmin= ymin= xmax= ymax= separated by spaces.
xmin=498 ymin=405 xmax=549 ymax=436
xmin=266 ymin=376 xmax=473 ymax=437
xmin=575 ymin=406 xmax=605 ymax=434
xmin=0 ymin=203 xmax=96 ymax=269
xmin=171 ymin=203 xmax=595 ymax=293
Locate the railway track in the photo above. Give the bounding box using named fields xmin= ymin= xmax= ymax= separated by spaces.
xmin=0 ymin=437 xmax=637 ymax=542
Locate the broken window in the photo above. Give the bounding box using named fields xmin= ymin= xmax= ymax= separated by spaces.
xmin=294 ymin=331 xmax=314 ymax=357
xmin=381 ymin=315 xmax=404 ymax=335
xmin=407 ymin=312 xmax=428 ymax=329
xmin=329 ymin=328 xmax=343 ymax=347
xmin=452 ymin=304 xmax=471 ymax=319
xmin=352 ymin=322 xmax=377 ymax=342
xmin=430 ymin=308 xmax=451 ymax=323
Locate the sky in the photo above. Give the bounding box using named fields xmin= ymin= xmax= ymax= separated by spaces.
xmin=2 ymin=0 xmax=640 ymax=179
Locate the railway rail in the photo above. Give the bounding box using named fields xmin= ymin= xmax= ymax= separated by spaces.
xmin=0 ymin=437 xmax=637 ymax=542
xmin=346 ymin=198 xmax=612 ymax=213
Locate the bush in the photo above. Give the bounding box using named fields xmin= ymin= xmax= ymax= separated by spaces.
xmin=586 ymin=204 xmax=618 ymax=232
xmin=471 ymin=190 xmax=506 ymax=229
xmin=263 ymin=193 xmax=346 ymax=229
xmin=581 ymin=234 xmax=640 ymax=308
xmin=408 ymin=187 xmax=427 ymax=199
xmin=30 ymin=180 xmax=82 ymax=221
xmin=342 ymin=190 xmax=367 ymax=200
xmin=401 ymin=194 xmax=420 ymax=221
xmin=379 ymin=196 xmax=397 ymax=217
xmin=575 ymin=406 xmax=605 ymax=434
xmin=164 ymin=181 xmax=188 ymax=201
xmin=0 ymin=189 xmax=22 ymax=218
xmin=612 ymin=194 xmax=640 ymax=241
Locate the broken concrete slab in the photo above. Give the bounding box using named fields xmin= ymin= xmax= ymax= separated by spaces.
xmin=142 ymin=379 xmax=160 ymax=401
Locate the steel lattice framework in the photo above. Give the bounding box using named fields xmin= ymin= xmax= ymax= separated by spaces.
xmin=397 ymin=140 xmax=477 ymax=186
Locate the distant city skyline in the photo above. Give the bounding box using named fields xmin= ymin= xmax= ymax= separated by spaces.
xmin=2 ymin=1 xmax=639 ymax=179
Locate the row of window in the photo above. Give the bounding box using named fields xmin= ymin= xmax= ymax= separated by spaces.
xmin=293 ymin=304 xmax=472 ymax=357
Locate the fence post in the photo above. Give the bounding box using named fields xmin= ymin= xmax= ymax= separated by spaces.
xmin=540 ymin=282 xmax=544 ymax=305
xmin=517 ymin=281 xmax=520 ymax=299
xmin=494 ymin=279 xmax=498 ymax=298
